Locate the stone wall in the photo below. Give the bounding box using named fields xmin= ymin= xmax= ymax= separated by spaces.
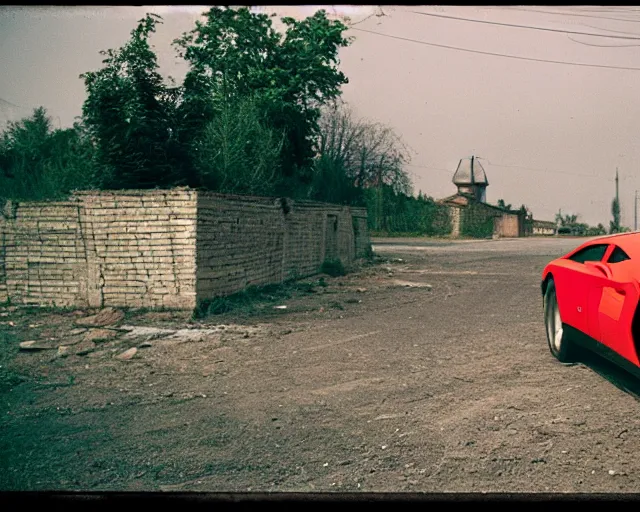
xmin=1 ymin=201 xmax=87 ymax=307
xmin=76 ymin=190 xmax=198 ymax=310
xmin=0 ymin=190 xmax=369 ymax=310
xmin=445 ymin=202 xmax=524 ymax=238
xmin=195 ymin=193 xmax=368 ymax=301
xmin=461 ymin=202 xmax=501 ymax=238
xmin=449 ymin=207 xmax=462 ymax=237
xmin=0 ymin=211 xmax=7 ymax=304
xmin=195 ymin=194 xmax=286 ymax=301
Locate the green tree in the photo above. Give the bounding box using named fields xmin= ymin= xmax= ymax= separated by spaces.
xmin=191 ymin=96 xmax=283 ymax=196
xmin=174 ymin=7 xmax=351 ymax=192
xmin=0 ymin=107 xmax=96 ymax=200
xmin=587 ymin=223 xmax=607 ymax=236
xmin=309 ymin=153 xmax=364 ymax=205
xmin=555 ymin=212 xmax=578 ymax=227
xmin=363 ymin=185 xmax=450 ymax=235
xmin=80 ymin=13 xmax=189 ymax=189
xmin=554 ymin=212 xmax=605 ymax=236
xmin=610 ymin=196 xmax=621 ymax=234
xmin=496 ymin=199 xmax=511 ymax=210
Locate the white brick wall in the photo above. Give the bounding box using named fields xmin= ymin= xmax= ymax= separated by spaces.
xmin=0 ymin=189 xmax=370 ymax=310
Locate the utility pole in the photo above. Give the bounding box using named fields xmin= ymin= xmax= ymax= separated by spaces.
xmin=614 ymin=168 xmax=620 ymax=234
xmin=470 ymin=155 xmax=476 ymax=201
xmin=470 ymin=155 xmax=475 ymax=183
xmin=635 ymin=190 xmax=638 ymax=231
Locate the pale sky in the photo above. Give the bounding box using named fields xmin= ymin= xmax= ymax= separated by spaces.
xmin=1 ymin=5 xmax=640 ymax=226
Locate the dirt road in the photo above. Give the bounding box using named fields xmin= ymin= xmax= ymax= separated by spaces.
xmin=3 ymin=236 xmax=640 ymax=492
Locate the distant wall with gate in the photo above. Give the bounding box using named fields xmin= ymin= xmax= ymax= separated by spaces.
xmin=0 ymin=190 xmax=369 ymax=310
xmin=493 ymin=211 xmax=523 ymax=238
xmin=444 ymin=202 xmax=525 ymax=238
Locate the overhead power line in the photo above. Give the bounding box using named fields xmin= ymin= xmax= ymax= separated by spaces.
xmin=568 ymin=7 xmax=640 ymax=13
xmin=0 ymin=97 xmax=28 ymax=110
xmin=408 ymin=160 xmax=617 ymax=181
xmin=478 ymin=159 xmax=606 ymax=180
xmin=408 ymin=10 xmax=640 ymax=40
xmin=485 ymin=6 xmax=640 ymax=24
xmin=567 ymin=35 xmax=640 ymax=48
xmin=349 ymin=27 xmax=640 ymax=72
xmin=452 ymin=7 xmax=640 ymax=37
xmin=406 ymin=163 xmax=452 ymax=175
xmin=578 ymin=24 xmax=640 ymax=37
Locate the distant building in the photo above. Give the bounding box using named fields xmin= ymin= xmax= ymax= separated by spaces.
xmin=452 ymin=155 xmax=488 ymax=203
xmin=436 ymin=156 xmax=528 ymax=238
xmin=532 ymin=220 xmax=557 ymax=236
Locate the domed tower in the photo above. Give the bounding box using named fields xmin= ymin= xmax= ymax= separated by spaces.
xmin=452 ymin=155 xmax=488 ymax=203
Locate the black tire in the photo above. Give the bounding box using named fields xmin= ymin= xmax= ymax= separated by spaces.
xmin=543 ymin=278 xmax=575 ymax=363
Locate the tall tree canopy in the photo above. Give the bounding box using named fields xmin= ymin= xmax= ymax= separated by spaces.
xmin=80 ymin=13 xmax=187 ymax=189
xmin=173 ymin=7 xmax=351 ymax=190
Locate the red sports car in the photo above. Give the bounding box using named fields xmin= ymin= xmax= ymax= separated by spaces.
xmin=542 ymin=233 xmax=640 ymax=376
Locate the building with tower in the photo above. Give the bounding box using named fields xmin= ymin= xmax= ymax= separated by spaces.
xmin=436 ymin=156 xmax=543 ymax=238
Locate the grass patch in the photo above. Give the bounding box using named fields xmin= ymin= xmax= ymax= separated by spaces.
xmin=364 ymin=243 xmax=375 ymax=260
xmin=194 ymin=279 xmax=326 ymax=319
xmin=35 ymin=374 xmax=76 ymax=389
xmin=0 ymin=368 xmax=27 ymax=394
xmin=320 ymin=258 xmax=346 ymax=277
xmin=0 ymin=326 xmax=28 ymax=393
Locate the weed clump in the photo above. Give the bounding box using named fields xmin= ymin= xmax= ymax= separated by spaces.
xmin=193 ymin=278 xmax=328 ymax=319
xmin=320 ymin=258 xmax=346 ymax=277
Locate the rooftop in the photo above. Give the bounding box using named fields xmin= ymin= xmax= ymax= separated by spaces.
xmin=452 ymin=157 xmax=489 ymax=186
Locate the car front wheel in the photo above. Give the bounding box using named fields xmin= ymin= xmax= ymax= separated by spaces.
xmin=544 ymin=278 xmax=574 ymax=363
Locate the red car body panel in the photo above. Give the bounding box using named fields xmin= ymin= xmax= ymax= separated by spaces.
xmin=542 ymin=233 xmax=640 ymax=368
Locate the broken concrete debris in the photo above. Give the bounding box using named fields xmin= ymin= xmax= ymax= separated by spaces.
xmin=75 ymin=307 xmax=125 ymax=328
xmin=115 ymin=348 xmax=138 ymax=361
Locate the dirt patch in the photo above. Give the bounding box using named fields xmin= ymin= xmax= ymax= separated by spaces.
xmin=388 ymin=279 xmax=433 ymax=289
xmin=2 ymin=240 xmax=640 ymax=492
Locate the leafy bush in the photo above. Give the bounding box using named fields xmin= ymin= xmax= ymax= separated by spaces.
xmin=194 ymin=283 xmax=292 ymax=318
xmin=320 ymin=258 xmax=346 ymax=277
xmin=366 ymin=186 xmax=451 ymax=236
xmin=193 ymin=278 xmax=327 ymax=318
xmin=461 ymin=204 xmax=495 ymax=238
